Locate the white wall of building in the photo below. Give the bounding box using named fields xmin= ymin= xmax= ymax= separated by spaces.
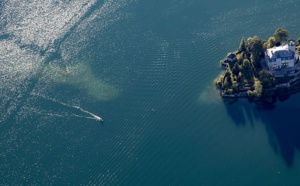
xmin=267 ymin=58 xmax=294 ymax=70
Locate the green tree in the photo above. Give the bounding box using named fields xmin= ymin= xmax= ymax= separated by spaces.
xmin=249 ymin=36 xmax=264 ymax=68
xmin=296 ymin=38 xmax=300 ymax=53
xmin=236 ymin=72 xmax=245 ymax=87
xmin=248 ymin=78 xmax=262 ymax=97
xmin=236 ymin=52 xmax=244 ymax=64
xmin=246 ymin=37 xmax=253 ymax=53
xmin=223 ymin=76 xmax=232 ymax=89
xmin=214 ymin=75 xmax=224 ymax=88
xmin=297 ymin=46 xmax=300 ymax=54
xmin=231 ymin=81 xmax=239 ymax=93
xmin=238 ymin=37 xmax=246 ymax=52
xmin=254 ymin=78 xmax=263 ymax=97
xmin=267 ymin=36 xmax=276 ymax=48
xmin=241 ymin=59 xmax=253 ymax=82
xmin=258 ymin=70 xmax=275 ymax=89
xmin=296 ymin=37 xmax=300 ymax=45
xmin=273 ymin=28 xmax=289 ymax=44
xmin=232 ymin=62 xmax=240 ymax=76
xmin=241 ymin=59 xmax=251 ymax=72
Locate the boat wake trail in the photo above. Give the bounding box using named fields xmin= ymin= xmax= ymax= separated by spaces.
xmin=36 ymin=94 xmax=103 ymax=122
xmin=73 ymin=106 xmax=103 ymax=122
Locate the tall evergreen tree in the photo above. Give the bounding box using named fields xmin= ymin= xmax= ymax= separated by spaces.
xmin=249 ymin=36 xmax=264 ymax=68
xmin=238 ymin=37 xmax=246 ymax=52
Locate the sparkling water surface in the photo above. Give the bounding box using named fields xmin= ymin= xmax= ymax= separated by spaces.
xmin=1 ymin=0 xmax=300 ymax=185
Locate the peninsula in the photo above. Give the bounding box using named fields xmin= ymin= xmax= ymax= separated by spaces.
xmin=215 ymin=28 xmax=300 ymax=103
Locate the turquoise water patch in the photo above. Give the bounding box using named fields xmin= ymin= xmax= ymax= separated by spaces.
xmin=42 ymin=61 xmax=120 ymax=101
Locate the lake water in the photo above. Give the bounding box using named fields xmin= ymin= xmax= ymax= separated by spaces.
xmin=1 ymin=0 xmax=300 ymax=185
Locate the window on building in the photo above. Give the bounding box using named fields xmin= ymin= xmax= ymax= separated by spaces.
xmin=281 ymin=62 xmax=288 ymax=68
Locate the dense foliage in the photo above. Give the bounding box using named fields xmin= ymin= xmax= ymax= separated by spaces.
xmin=215 ymin=28 xmax=292 ymax=99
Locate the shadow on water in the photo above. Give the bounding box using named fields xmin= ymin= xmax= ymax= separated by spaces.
xmin=225 ymin=98 xmax=300 ymax=167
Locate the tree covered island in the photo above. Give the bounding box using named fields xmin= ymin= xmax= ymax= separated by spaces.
xmin=215 ymin=28 xmax=300 ymax=103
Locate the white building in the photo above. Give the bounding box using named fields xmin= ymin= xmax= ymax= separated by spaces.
xmin=265 ymin=40 xmax=298 ymax=70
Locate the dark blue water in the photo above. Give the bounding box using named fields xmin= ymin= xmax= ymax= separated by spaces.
xmin=1 ymin=0 xmax=300 ymax=185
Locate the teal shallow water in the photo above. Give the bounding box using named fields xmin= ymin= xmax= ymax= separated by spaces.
xmin=1 ymin=0 xmax=300 ymax=185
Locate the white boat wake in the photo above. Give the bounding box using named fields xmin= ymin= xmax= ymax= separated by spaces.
xmin=35 ymin=94 xmax=103 ymax=122
xmin=73 ymin=106 xmax=103 ymax=122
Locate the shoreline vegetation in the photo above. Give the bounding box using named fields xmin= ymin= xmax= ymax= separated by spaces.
xmin=215 ymin=28 xmax=300 ymax=104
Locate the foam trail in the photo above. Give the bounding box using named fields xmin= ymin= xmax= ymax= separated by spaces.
xmin=34 ymin=94 xmax=103 ymax=122
xmin=73 ymin=106 xmax=103 ymax=122
xmin=71 ymin=114 xmax=100 ymax=121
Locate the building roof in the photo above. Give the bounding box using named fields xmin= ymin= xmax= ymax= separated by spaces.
xmin=227 ymin=53 xmax=236 ymax=60
xmin=266 ymin=44 xmax=294 ymax=59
